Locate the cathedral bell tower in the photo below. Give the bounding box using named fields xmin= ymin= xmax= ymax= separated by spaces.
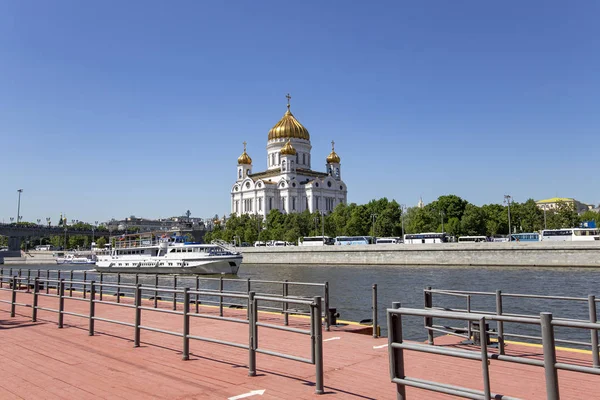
xmin=326 ymin=140 xmax=341 ymax=180
xmin=236 ymin=142 xmax=252 ymax=181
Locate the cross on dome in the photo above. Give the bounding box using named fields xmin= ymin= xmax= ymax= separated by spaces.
xmin=286 ymin=93 xmax=291 ymax=110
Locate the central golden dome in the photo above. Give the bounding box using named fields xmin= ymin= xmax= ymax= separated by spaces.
xmin=267 ymin=98 xmax=310 ymax=141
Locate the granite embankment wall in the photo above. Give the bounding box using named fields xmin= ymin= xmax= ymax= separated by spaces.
xmin=240 ymin=242 xmax=600 ymax=268
xmin=1 ymin=250 xmax=55 ymax=265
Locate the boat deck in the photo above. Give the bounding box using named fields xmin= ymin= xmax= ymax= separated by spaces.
xmin=0 ymin=289 xmax=599 ymax=399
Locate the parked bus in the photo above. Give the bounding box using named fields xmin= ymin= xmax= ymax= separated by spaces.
xmin=403 ymin=233 xmax=448 ymax=244
xmin=298 ymin=236 xmax=335 ymax=246
xmin=457 ymin=236 xmax=488 ymax=243
xmin=510 ymin=233 xmax=540 ymax=242
xmin=335 ymin=236 xmax=374 ymax=245
xmin=375 ymin=237 xmax=402 ymax=244
xmin=541 ymin=228 xmax=600 ymax=242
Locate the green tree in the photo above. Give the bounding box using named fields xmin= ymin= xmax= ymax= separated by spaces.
xmin=96 ymin=236 xmax=107 ymax=248
xmin=460 ymin=204 xmax=486 ymax=235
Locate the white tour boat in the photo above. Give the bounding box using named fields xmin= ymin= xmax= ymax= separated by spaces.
xmin=94 ymin=232 xmax=242 ymax=275
xmin=56 ymin=253 xmax=97 ymax=265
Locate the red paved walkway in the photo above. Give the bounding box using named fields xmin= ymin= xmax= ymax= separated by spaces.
xmin=0 ymin=288 xmax=599 ymax=399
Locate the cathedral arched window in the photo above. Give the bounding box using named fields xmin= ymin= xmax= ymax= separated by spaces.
xmin=282 ymin=160 xmax=286 ymax=171
xmin=336 ymin=168 xmax=339 ymax=177
xmin=296 ymin=153 xmax=299 ymax=164
xmin=302 ymin=153 xmax=306 ymax=165
xmin=238 ymin=169 xmax=242 ymax=179
xmin=271 ymin=153 xmax=275 ymax=166
xmin=291 ymin=161 xmax=294 ymax=171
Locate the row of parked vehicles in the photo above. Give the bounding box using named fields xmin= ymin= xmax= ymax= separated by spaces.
xmin=282 ymin=228 xmax=600 ymax=246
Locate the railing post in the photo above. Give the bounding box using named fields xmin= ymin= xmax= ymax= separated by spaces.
xmin=26 ymin=269 xmax=31 ymax=293
xmin=283 ymin=280 xmax=289 ymax=326
xmin=324 ymin=281 xmax=331 ymax=331
xmin=182 ymin=288 xmax=190 ymax=361
xmin=0 ymin=268 xmax=4 ymax=289
xmin=10 ymin=277 xmax=17 ymax=317
xmin=135 ymin=273 xmax=139 ymax=286
xmin=424 ymin=286 xmax=434 ymax=345
xmin=69 ymin=270 xmax=73 ymax=297
xmin=99 ymin=272 xmax=103 ymax=300
xmin=116 ymin=273 xmax=121 ymax=303
xmin=467 ymin=295 xmax=472 ymax=342
xmin=373 ymin=284 xmax=379 ymax=338
xmin=248 ymin=291 xmax=256 ymax=377
xmin=479 ymin=317 xmax=491 ymax=400
xmin=540 ymin=312 xmax=560 ymax=400
xmin=58 ymin=279 xmax=65 ymax=328
xmin=46 ymin=269 xmax=50 ymax=294
xmin=195 ymin=276 xmax=200 ymax=313
xmin=219 ymin=277 xmax=223 ymax=317
xmin=134 ymin=283 xmax=142 ymax=347
xmin=32 ymin=277 xmax=39 ymax=322
xmin=246 ymin=278 xmax=251 ymax=320
xmin=496 ymin=290 xmax=505 ymax=355
xmin=588 ymin=295 xmax=599 ymax=368
xmin=173 ymin=275 xmax=177 ymax=310
xmin=83 ymin=271 xmax=87 ymax=299
xmin=388 ymin=302 xmax=405 ymax=400
xmin=313 ymin=296 xmax=324 ymax=395
xmin=89 ymin=281 xmax=96 ymax=335
xmin=154 ymin=274 xmax=159 ymax=308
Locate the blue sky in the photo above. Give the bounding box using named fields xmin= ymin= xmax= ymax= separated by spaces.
xmin=1 ymin=1 xmax=599 ymax=224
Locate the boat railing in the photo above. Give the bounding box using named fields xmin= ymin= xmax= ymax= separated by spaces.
xmin=113 ymin=238 xmax=160 ymax=249
xmin=211 ymin=239 xmax=238 ymax=253
xmin=0 ymin=274 xmax=325 ymax=395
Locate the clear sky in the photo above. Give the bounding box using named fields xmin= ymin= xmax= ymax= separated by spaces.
xmin=1 ymin=1 xmax=599 ymax=224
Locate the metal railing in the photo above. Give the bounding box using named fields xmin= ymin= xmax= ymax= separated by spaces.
xmin=0 ymin=274 xmax=325 ymax=394
xmin=388 ymin=305 xmax=600 ymax=400
xmin=423 ymin=286 xmax=600 ymax=367
xmin=0 ymin=268 xmax=331 ymax=330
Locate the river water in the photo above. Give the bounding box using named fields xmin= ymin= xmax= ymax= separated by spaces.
xmin=3 ymin=263 xmax=599 ymax=347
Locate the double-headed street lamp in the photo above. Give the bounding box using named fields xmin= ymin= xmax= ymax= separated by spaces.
xmin=46 ymin=217 xmax=51 ymax=228
xmin=371 ymin=213 xmax=377 ymax=238
xmin=16 ymin=189 xmax=23 ymax=225
xmin=400 ymin=204 xmax=406 ymax=239
xmin=504 ymin=194 xmax=512 ymax=237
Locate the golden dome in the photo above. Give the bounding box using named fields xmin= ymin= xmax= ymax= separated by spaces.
xmin=237 ymin=141 xmax=252 ymax=165
xmin=280 ymin=140 xmax=297 ymax=156
xmin=326 ymin=140 xmax=340 ymax=164
xmin=267 ymin=94 xmax=310 ymax=141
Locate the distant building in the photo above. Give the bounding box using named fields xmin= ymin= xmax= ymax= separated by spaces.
xmin=535 ymin=198 xmax=592 ymax=214
xmin=417 ymin=197 xmax=425 ymax=208
xmin=104 ymin=215 xmax=206 ymax=233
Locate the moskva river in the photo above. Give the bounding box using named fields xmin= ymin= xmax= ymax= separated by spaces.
xmin=3 ymin=263 xmax=599 ymax=346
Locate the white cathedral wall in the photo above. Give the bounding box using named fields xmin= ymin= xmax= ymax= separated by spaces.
xmin=266 ymin=139 xmax=312 ymax=171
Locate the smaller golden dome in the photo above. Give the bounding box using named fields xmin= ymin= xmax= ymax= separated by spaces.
xmin=326 ymin=140 xmax=340 ymax=164
xmin=237 ymin=141 xmax=252 ymax=165
xmin=280 ymin=140 xmax=297 ymax=156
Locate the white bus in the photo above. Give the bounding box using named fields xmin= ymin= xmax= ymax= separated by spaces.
xmin=457 ymin=236 xmax=488 ymax=243
xmin=298 ymin=236 xmax=335 ymax=246
xmin=375 ymin=237 xmax=402 ymax=244
xmin=541 ymin=228 xmax=600 ymax=242
xmin=403 ymin=233 xmax=448 ymax=244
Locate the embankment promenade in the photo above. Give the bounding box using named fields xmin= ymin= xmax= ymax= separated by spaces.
xmin=240 ymin=242 xmax=600 ymax=268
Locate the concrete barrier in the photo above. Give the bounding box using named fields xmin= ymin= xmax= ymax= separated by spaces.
xmin=239 ymin=242 xmax=600 ymax=268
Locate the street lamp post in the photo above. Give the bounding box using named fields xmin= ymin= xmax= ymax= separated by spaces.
xmin=16 ymin=189 xmax=23 ymax=225
xmin=46 ymin=217 xmax=51 ymax=228
xmin=400 ymin=204 xmax=406 ymax=240
xmin=504 ymin=195 xmax=512 ymax=237
xmin=543 ymin=208 xmax=547 ymax=230
xmin=37 ymin=219 xmax=42 ymax=246
xmin=440 ymin=211 xmax=445 ymax=233
xmin=371 ymin=213 xmax=377 ymax=238
xmin=321 ymin=211 xmax=325 ymax=243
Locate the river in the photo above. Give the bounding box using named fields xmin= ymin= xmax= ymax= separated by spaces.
xmin=2 ymin=263 xmax=599 ymax=346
